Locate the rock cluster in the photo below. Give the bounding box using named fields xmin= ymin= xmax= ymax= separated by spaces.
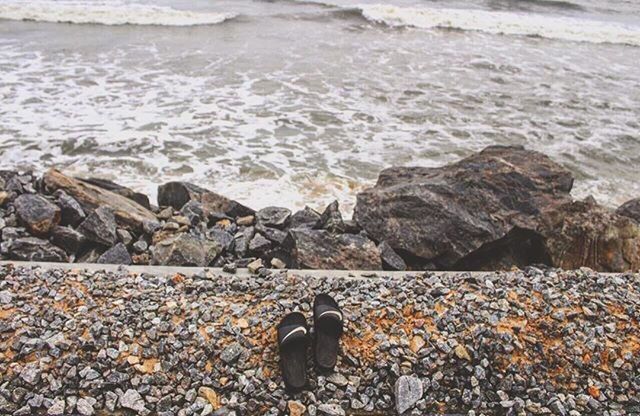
xmin=0 ymin=264 xmax=638 ymax=415
xmin=1 ymin=145 xmax=639 ymax=272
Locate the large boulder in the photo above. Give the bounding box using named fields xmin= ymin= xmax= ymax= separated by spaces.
xmin=354 ymin=145 xmax=573 ymax=269
xmin=9 ymin=237 xmax=69 ymax=262
xmin=151 ymin=233 xmax=222 ymax=267
xmin=13 ymin=194 xmax=61 ymax=236
xmin=43 ymin=169 xmax=157 ymax=232
xmin=285 ymin=229 xmax=381 ymax=270
xmin=157 ymin=182 xmax=254 ymax=218
xmin=616 ymin=198 xmax=640 ymax=224
xmin=540 ymin=199 xmax=640 ymax=272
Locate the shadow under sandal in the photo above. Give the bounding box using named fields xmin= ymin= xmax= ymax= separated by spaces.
xmin=313 ymin=294 xmax=343 ymax=371
xmin=277 ymin=312 xmax=310 ymax=392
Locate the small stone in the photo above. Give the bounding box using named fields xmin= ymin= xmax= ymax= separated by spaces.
xmin=454 ymin=344 xmax=472 ymax=361
xmin=76 ymin=398 xmax=95 ymax=416
xmin=133 ymin=240 xmax=148 ymax=253
xmin=120 ymin=389 xmax=146 ymax=412
xmin=220 ymin=342 xmax=244 ymax=364
xmin=237 ymin=318 xmax=249 ymax=329
xmin=236 ymin=215 xmax=254 ymax=226
xmin=317 ymin=403 xmax=345 ymax=416
xmin=247 ymin=258 xmax=264 ymax=274
xmin=20 ymin=362 xmax=41 ymax=385
xmin=409 ymin=336 xmax=425 ymax=353
xmin=395 ymin=375 xmax=423 ymax=414
xmin=270 ymin=257 xmax=286 ymax=269
xmin=288 ymin=400 xmax=306 ymax=416
xmin=127 ymin=356 xmax=140 ymax=365
xmin=198 ymin=387 xmax=219 ymax=408
xmin=117 ymin=228 xmax=133 ymax=245
xmin=327 ymin=373 xmax=349 ymax=387
xmin=47 ymin=398 xmax=65 ymax=416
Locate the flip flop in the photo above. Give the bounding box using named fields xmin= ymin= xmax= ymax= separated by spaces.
xmin=277 ymin=312 xmax=309 ymax=392
xmin=313 ymin=294 xmax=343 ymax=371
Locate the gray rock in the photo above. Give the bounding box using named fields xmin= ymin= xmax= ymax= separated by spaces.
xmin=77 ymin=206 xmax=117 ymax=246
xmin=249 ymin=233 xmax=271 ymax=254
xmin=9 ymin=237 xmax=69 ymax=262
xmin=317 ymin=403 xmax=345 ymax=416
xmin=395 ymin=375 xmax=423 ymax=414
xmin=133 ymin=240 xmax=148 ymax=253
xmin=256 ymin=206 xmax=291 ymax=229
xmin=314 ymin=200 xmax=345 ymax=233
xmin=289 ymin=206 xmax=321 ymax=229
xmin=220 ymin=342 xmax=244 ymax=364
xmin=117 ymin=228 xmax=133 ymax=246
xmin=50 ymin=226 xmax=86 ymax=255
xmin=0 ymin=290 xmax=13 ymax=304
xmin=180 ymin=200 xmax=205 ymax=225
xmin=14 ymin=194 xmax=61 ymax=236
xmin=379 ymin=241 xmax=407 ymax=271
xmin=47 ymin=398 xmax=65 ymax=416
xmin=120 ymin=389 xmax=146 ymax=413
xmin=54 ymin=190 xmax=86 ymax=227
xmin=285 ymin=229 xmax=381 ymax=270
xmin=20 ymin=362 xmax=41 ymax=385
xmin=76 ymin=397 xmax=95 ymax=416
xmin=98 ymin=243 xmax=132 ymax=265
xmin=152 ymin=233 xmax=222 ymax=267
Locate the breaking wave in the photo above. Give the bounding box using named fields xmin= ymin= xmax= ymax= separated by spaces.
xmin=357 ymin=4 xmax=640 ymax=46
xmin=0 ymin=1 xmax=237 ymax=26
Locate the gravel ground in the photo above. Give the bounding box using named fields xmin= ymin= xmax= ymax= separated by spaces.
xmin=0 ymin=264 xmax=639 ymax=416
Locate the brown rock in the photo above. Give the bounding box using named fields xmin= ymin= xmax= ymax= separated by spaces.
xmin=43 ymin=169 xmax=157 ymax=232
xmin=540 ymin=199 xmax=640 ymax=272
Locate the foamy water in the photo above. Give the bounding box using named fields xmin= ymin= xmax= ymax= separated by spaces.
xmin=1 ymin=0 xmax=639 ymax=213
xmin=0 ymin=1 xmax=236 ymax=26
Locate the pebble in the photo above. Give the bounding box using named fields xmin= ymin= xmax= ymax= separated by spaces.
xmin=394 ymin=375 xmax=423 ymax=414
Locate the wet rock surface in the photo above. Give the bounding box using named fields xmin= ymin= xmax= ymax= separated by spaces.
xmin=354 ymin=145 xmax=574 ymax=269
xmin=0 ymin=264 xmax=638 ymax=415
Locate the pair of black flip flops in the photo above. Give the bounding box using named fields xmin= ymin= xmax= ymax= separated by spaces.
xmin=277 ymin=294 xmax=343 ymax=391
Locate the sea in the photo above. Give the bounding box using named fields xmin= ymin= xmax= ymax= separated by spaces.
xmin=1 ymin=0 xmax=639 ymax=213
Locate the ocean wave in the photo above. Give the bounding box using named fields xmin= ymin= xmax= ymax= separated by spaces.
xmin=357 ymin=4 xmax=640 ymax=46
xmin=0 ymin=1 xmax=237 ymax=26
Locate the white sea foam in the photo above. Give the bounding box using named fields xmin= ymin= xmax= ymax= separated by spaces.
xmin=0 ymin=1 xmax=237 ymax=26
xmin=358 ymin=4 xmax=640 ymax=46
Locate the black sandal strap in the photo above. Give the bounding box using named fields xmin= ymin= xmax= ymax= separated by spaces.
xmin=315 ymin=304 xmax=343 ymax=327
xmin=278 ymin=324 xmax=309 ymax=347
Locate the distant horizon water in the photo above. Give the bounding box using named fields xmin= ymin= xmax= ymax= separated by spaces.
xmin=1 ymin=0 xmax=639 ymax=213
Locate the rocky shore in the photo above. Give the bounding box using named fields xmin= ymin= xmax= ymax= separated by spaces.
xmin=1 ymin=145 xmax=639 ymax=272
xmin=0 ymin=264 xmax=638 ymax=415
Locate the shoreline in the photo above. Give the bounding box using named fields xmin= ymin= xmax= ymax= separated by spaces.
xmin=0 ymin=264 xmax=638 ymax=415
xmin=1 ymin=145 xmax=639 ymax=273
